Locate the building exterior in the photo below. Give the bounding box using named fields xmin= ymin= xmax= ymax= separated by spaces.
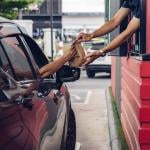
xmin=109 ymin=0 xmax=150 ymax=149
xmin=22 ymin=0 xmax=62 ymax=29
xmin=62 ymin=0 xmax=105 ymax=41
xmin=62 ymin=12 xmax=104 ymax=37
xmin=22 ymin=0 xmax=104 ymax=41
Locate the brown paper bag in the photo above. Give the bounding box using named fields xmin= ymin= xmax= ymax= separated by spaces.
xmin=69 ymin=43 xmax=86 ymax=67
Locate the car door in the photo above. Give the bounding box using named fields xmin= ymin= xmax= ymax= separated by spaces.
xmin=0 ymin=32 xmax=67 ymax=150
xmin=0 ymin=37 xmax=39 ymax=150
xmin=21 ymin=34 xmax=70 ymax=150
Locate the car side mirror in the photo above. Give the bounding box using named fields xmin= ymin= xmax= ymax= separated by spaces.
xmin=37 ymin=78 xmax=59 ymax=98
xmin=57 ymin=65 xmax=80 ymax=82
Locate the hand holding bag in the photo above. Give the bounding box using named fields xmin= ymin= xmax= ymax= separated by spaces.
xmin=69 ymin=42 xmax=86 ymax=67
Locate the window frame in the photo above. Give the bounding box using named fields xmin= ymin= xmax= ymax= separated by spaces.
xmin=0 ymin=41 xmax=17 ymax=79
xmin=22 ymin=34 xmax=49 ymax=68
xmin=125 ymin=0 xmax=146 ymax=56
xmin=0 ymin=34 xmax=37 ymax=81
xmin=109 ymin=0 xmax=146 ymax=57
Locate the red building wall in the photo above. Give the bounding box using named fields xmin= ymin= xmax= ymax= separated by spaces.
xmin=147 ymin=0 xmax=150 ymax=53
xmin=110 ymin=1 xmax=150 ymax=149
xmin=121 ymin=58 xmax=150 ymax=150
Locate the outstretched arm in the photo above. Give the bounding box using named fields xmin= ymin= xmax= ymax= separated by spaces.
xmin=100 ymin=17 xmax=140 ymax=53
xmin=39 ymin=47 xmax=76 ymax=77
xmin=77 ymin=7 xmax=130 ymax=42
xmin=84 ymin=17 xmax=140 ymax=65
xmin=91 ymin=7 xmax=131 ymax=38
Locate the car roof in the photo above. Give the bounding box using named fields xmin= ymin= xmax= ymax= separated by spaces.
xmin=0 ymin=17 xmax=28 ymax=37
xmin=0 ymin=16 xmax=10 ymax=21
xmin=0 ymin=17 xmax=16 ymax=24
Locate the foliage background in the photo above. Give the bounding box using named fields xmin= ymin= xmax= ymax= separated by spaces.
xmin=0 ymin=0 xmax=43 ymax=19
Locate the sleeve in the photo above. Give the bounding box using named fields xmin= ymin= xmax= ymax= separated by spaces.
xmin=121 ymin=0 xmax=130 ymax=9
xmin=133 ymin=2 xmax=140 ymax=19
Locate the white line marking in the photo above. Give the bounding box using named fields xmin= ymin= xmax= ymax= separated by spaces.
xmin=71 ymin=90 xmax=92 ymax=105
xmin=71 ymin=94 xmax=81 ymax=100
xmin=75 ymin=142 xmax=81 ymax=150
xmin=84 ymin=90 xmax=92 ymax=104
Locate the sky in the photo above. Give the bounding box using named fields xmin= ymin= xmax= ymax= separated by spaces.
xmin=62 ymin=0 xmax=104 ymax=13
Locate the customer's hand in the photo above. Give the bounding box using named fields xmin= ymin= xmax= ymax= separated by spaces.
xmin=76 ymin=33 xmax=93 ymax=42
xmin=83 ymin=51 xmax=102 ymax=65
xmin=39 ymin=46 xmax=77 ymax=78
xmin=64 ymin=45 xmax=77 ymax=60
xmin=39 ymin=63 xmax=56 ymax=78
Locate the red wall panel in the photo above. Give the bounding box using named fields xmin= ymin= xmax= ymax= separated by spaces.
xmin=141 ymin=145 xmax=150 ymax=150
xmin=121 ymin=110 xmax=140 ymax=150
xmin=111 ymin=0 xmax=150 ymax=147
xmin=146 ymin=0 xmax=150 ymax=53
xmin=119 ymin=58 xmax=150 ymax=149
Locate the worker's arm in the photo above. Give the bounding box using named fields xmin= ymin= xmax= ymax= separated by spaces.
xmin=100 ymin=17 xmax=140 ymax=53
xmin=77 ymin=7 xmax=131 ymax=42
xmin=84 ymin=17 xmax=140 ymax=65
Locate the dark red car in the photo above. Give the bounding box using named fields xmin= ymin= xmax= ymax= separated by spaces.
xmin=0 ymin=18 xmax=80 ymax=150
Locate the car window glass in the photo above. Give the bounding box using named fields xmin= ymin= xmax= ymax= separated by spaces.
xmin=23 ymin=35 xmax=49 ymax=68
xmin=1 ymin=36 xmax=34 ymax=81
xmin=0 ymin=44 xmax=13 ymax=77
xmin=20 ymin=36 xmax=39 ymax=74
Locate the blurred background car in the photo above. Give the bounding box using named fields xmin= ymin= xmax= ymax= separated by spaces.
xmin=83 ymin=37 xmax=111 ymax=78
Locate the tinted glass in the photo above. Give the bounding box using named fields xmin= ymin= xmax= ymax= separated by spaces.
xmin=23 ymin=35 xmax=49 ymax=68
xmin=1 ymin=36 xmax=34 ymax=81
xmin=0 ymin=44 xmax=13 ymax=77
xmin=20 ymin=36 xmax=39 ymax=74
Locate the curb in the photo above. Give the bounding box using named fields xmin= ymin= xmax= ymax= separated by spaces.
xmin=105 ymin=89 xmax=121 ymax=150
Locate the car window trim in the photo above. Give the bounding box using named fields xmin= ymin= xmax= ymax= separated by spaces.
xmin=0 ymin=41 xmax=17 ymax=79
xmin=19 ymin=35 xmax=40 ymax=71
xmin=0 ymin=22 xmax=26 ymax=39
xmin=22 ymin=34 xmax=49 ymax=67
xmin=16 ymin=35 xmax=37 ymax=79
xmin=0 ymin=35 xmax=37 ymax=80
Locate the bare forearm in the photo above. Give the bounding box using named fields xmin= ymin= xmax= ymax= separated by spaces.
xmin=92 ymin=20 xmax=117 ymax=38
xmin=101 ymin=17 xmax=140 ymax=53
xmin=39 ymin=54 xmax=69 ymax=77
xmin=91 ymin=8 xmax=130 ymax=38
xmin=50 ymin=55 xmax=69 ymax=71
xmin=101 ymin=31 xmax=131 ymax=53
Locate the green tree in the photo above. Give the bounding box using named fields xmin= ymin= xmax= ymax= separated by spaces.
xmin=0 ymin=0 xmax=43 ymax=19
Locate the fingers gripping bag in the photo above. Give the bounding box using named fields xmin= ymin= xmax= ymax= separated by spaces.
xmin=69 ymin=42 xmax=86 ymax=67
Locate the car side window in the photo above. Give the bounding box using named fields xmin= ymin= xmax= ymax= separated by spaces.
xmin=0 ymin=44 xmax=14 ymax=77
xmin=23 ymin=35 xmax=49 ymax=68
xmin=1 ymin=36 xmax=34 ymax=81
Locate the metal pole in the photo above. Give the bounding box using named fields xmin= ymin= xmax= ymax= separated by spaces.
xmin=50 ymin=0 xmax=54 ymax=61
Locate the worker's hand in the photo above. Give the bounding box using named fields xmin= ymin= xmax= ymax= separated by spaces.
xmin=76 ymin=33 xmax=93 ymax=42
xmin=83 ymin=51 xmax=102 ymax=65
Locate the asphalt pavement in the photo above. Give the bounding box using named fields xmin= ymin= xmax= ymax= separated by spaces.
xmin=67 ymin=70 xmax=111 ymax=150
